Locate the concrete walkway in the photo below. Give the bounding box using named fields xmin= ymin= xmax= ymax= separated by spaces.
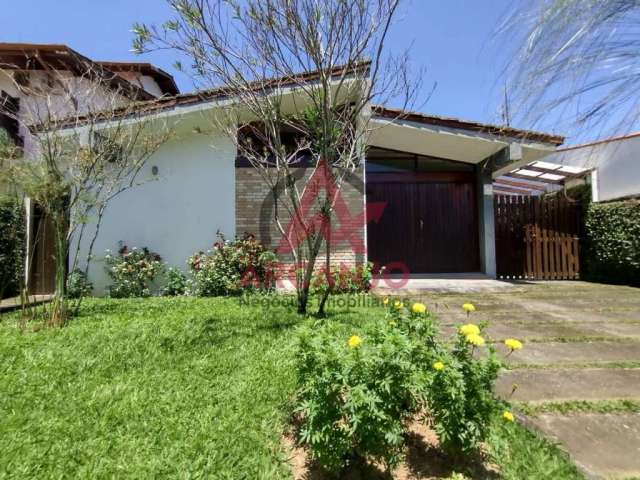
xmin=0 ymin=294 xmax=53 ymax=313
xmin=372 ymin=273 xmax=517 ymax=294
xmin=415 ymin=281 xmax=640 ymax=480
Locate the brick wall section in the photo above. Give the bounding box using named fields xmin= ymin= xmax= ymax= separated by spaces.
xmin=235 ymin=165 xmax=366 ymax=268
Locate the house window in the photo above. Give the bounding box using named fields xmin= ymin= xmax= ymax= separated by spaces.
xmin=366 ymin=148 xmax=474 ymax=173
xmin=236 ymin=123 xmax=313 ymax=167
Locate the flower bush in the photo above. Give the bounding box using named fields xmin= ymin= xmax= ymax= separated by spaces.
xmin=295 ymin=298 xmax=523 ymax=472
xmin=427 ymin=317 xmax=502 ymax=454
xmin=310 ymin=262 xmax=373 ymax=294
xmin=66 ymin=269 xmax=93 ymax=299
xmin=187 ymin=233 xmax=277 ymax=296
xmin=105 ymin=245 xmax=164 ymax=298
xmin=162 ymin=267 xmax=187 ymax=296
xmin=386 ymin=299 xmax=440 ymax=349
xmin=295 ymin=320 xmax=424 ymax=473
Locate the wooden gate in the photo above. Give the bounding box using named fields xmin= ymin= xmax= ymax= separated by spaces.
xmin=494 ymin=195 xmax=581 ymax=280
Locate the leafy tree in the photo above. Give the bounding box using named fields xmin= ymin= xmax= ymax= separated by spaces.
xmin=133 ymin=0 xmax=419 ymax=313
xmin=503 ymin=0 xmax=640 ymax=137
xmin=0 ymin=62 xmax=170 ymax=326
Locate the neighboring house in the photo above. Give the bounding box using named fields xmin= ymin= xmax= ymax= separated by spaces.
xmin=49 ymin=67 xmax=563 ymax=294
xmin=538 ymin=132 xmax=640 ymax=202
xmin=490 ymin=131 xmax=640 ymax=201
xmin=0 ymin=42 xmax=179 ymax=293
xmin=0 ymin=42 xmax=178 ymax=148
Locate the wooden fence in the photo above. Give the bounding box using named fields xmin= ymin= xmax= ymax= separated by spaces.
xmin=494 ymin=195 xmax=581 ymax=280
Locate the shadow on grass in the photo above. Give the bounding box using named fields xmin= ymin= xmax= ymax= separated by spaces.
xmin=157 ymin=311 xmax=303 ymax=352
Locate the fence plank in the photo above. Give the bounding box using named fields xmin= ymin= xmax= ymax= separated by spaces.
xmin=494 ymin=194 xmax=581 ymax=280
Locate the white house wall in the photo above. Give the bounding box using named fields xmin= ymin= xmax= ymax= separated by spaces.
xmin=114 ymin=72 xmax=164 ymax=98
xmin=544 ymin=135 xmax=640 ymax=202
xmin=71 ymin=129 xmax=236 ymax=295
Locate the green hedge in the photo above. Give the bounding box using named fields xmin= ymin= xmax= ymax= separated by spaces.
xmin=583 ymin=200 xmax=640 ymax=286
xmin=0 ymin=196 xmax=25 ymax=299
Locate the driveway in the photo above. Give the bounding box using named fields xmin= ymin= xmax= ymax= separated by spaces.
xmin=419 ymin=281 xmax=640 ymax=480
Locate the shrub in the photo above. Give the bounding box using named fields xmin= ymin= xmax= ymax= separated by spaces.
xmin=66 ymin=269 xmax=93 ymax=299
xmin=162 ymin=267 xmax=187 ymax=296
xmin=105 ymin=245 xmax=164 ymax=298
xmin=583 ymin=200 xmax=640 ymax=286
xmin=0 ymin=196 xmax=25 ymax=299
xmin=386 ymin=299 xmax=440 ymax=349
xmin=187 ymin=233 xmax=277 ymax=296
xmin=295 ymin=317 xmax=426 ymax=473
xmin=427 ymin=321 xmax=502 ymax=453
xmin=295 ymin=299 xmax=508 ymax=472
xmin=310 ymin=262 xmax=373 ymax=294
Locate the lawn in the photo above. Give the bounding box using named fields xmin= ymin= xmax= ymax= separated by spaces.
xmin=0 ymin=295 xmax=581 ymax=479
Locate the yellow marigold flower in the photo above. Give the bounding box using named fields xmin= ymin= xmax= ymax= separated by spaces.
xmin=433 ymin=361 xmax=445 ymax=371
xmin=465 ymin=333 xmax=485 ymax=347
xmin=504 ymin=338 xmax=523 ymax=351
xmin=411 ymin=302 xmax=427 ymax=314
xmin=382 ymin=297 xmax=389 ymax=305
xmin=388 ymin=320 xmax=397 ymax=327
xmin=462 ymin=303 xmax=476 ymax=313
xmin=459 ymin=323 xmax=480 ymax=336
xmin=503 ymin=411 xmax=514 ymax=422
xmin=348 ymin=335 xmax=362 ymax=349
xmin=394 ymin=300 xmax=403 ymax=310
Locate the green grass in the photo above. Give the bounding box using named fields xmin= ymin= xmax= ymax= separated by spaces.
xmin=515 ymin=399 xmax=640 ymax=416
xmin=506 ymin=361 xmax=640 ymax=370
xmin=488 ymin=419 xmax=583 ymax=480
xmin=0 ymin=297 xmax=302 ymax=479
xmin=0 ymin=295 xmax=582 ymax=479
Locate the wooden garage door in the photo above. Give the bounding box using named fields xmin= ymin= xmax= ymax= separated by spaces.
xmin=367 ymin=174 xmax=480 ymax=273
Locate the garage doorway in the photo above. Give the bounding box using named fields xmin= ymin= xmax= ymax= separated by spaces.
xmin=366 ymin=148 xmax=480 ymax=274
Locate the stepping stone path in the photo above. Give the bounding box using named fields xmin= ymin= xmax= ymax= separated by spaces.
xmin=497 ymin=368 xmax=640 ymax=402
xmin=414 ymin=281 xmax=640 ymax=479
xmin=529 ymin=413 xmax=640 ymax=479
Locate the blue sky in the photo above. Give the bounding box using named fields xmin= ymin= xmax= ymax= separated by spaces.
xmin=1 ymin=0 xmax=565 ymax=138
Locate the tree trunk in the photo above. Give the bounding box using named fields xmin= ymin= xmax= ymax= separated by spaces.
xmin=297 ymin=285 xmax=309 ymax=314
xmin=49 ymin=212 xmax=68 ymax=327
xmin=297 ymin=253 xmax=317 ymax=314
xmin=317 ymin=215 xmax=332 ymax=316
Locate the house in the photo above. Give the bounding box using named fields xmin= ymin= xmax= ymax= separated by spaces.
xmin=2 ymin=55 xmax=564 ymax=294
xmin=0 ymin=42 xmax=178 ymax=148
xmin=536 ymin=132 xmax=640 ymax=202
xmin=489 ymin=130 xmax=640 ymax=201
xmin=37 ymin=65 xmax=562 ymax=295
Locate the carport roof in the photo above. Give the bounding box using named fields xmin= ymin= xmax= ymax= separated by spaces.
xmin=372 ymin=106 xmax=565 ymax=146
xmin=368 ymin=106 xmax=563 ymax=166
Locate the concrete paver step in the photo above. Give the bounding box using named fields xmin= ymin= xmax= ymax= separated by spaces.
xmin=497 ymin=368 xmax=640 ymax=403
xmin=440 ymin=322 xmax=640 ymax=341
xmin=528 ymin=413 xmax=640 ymax=479
xmin=436 ymin=310 xmax=640 ymax=324
xmin=499 ymin=341 xmax=640 ymax=366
